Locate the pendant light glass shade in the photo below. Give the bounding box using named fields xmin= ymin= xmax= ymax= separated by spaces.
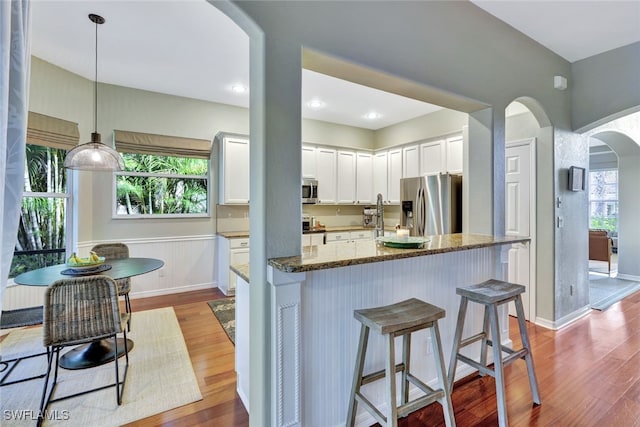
xmin=64 ymin=13 xmax=124 ymax=171
xmin=64 ymin=132 xmax=125 ymax=171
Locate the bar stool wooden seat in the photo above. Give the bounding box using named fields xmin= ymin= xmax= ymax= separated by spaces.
xmin=447 ymin=279 xmax=541 ymax=427
xmin=347 ymin=298 xmax=456 ymax=427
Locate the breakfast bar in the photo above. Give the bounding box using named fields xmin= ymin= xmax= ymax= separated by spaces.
xmin=235 ymin=233 xmax=529 ymax=427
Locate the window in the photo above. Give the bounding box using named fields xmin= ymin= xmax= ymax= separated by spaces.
xmin=112 ymin=130 xmax=212 ymax=218
xmin=11 ymin=145 xmax=70 ymax=277
xmin=589 ymin=170 xmax=618 ymax=233
xmin=10 ymin=112 xmax=78 ymax=278
xmin=114 ymin=153 xmax=209 ymax=217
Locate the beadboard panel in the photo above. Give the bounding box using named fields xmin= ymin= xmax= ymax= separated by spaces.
xmin=299 ymin=247 xmax=505 ymax=427
xmin=4 ymin=235 xmax=217 ymax=310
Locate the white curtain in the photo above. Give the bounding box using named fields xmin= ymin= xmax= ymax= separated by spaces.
xmin=0 ymin=0 xmax=30 ymax=311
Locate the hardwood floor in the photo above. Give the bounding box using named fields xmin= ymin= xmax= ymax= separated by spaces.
xmin=123 ymin=287 xmax=640 ymax=426
xmin=124 ymin=288 xmax=249 ymax=427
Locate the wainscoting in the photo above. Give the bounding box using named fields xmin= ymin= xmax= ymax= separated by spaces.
xmin=3 ymin=235 xmax=217 ymax=310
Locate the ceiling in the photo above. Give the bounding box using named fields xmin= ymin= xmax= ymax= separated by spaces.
xmin=31 ymin=1 xmax=640 ymax=130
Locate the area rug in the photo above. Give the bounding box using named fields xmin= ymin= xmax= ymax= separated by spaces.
xmin=589 ymin=273 xmax=640 ymax=311
xmin=0 ymin=307 xmax=202 ymax=426
xmin=207 ymin=298 xmax=235 ymax=344
xmin=0 ymin=306 xmax=43 ymax=329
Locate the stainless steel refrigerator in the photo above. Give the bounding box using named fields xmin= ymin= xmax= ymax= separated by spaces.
xmin=400 ymin=174 xmax=462 ymax=236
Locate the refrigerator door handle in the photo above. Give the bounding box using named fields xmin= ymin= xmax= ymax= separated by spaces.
xmin=417 ymin=187 xmax=425 ymax=236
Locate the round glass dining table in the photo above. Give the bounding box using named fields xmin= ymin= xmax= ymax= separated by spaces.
xmin=13 ymin=257 xmax=164 ymax=370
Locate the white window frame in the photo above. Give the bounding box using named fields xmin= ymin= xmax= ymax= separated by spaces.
xmin=112 ymin=159 xmax=211 ymax=219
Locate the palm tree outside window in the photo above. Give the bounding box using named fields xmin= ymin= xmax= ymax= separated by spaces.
xmin=114 ymin=153 xmax=209 ymax=217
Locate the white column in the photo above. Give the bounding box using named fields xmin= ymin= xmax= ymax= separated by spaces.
xmin=268 ymin=266 xmax=305 ymax=427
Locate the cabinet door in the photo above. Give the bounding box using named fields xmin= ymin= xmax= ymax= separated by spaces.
xmin=402 ymin=144 xmax=420 ymax=178
xmin=302 ymin=145 xmax=317 ymax=179
xmin=373 ymin=151 xmax=388 ymax=202
xmin=446 ymin=135 xmax=463 ymax=174
xmin=387 ymin=148 xmax=402 ymax=204
xmin=420 ymin=140 xmax=445 ymax=176
xmin=316 ymin=148 xmax=337 ymax=204
xmin=336 ymin=150 xmax=356 ymax=204
xmin=356 ymin=152 xmax=373 ymax=204
xmin=221 ymin=136 xmax=250 ymax=204
xmin=310 ymin=233 xmax=325 ymax=245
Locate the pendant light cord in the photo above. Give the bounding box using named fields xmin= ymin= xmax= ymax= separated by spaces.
xmin=94 ymin=17 xmax=98 ymax=135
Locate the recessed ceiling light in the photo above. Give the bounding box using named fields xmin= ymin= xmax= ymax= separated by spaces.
xmin=306 ymin=99 xmax=326 ymax=109
xmin=364 ymin=111 xmax=381 ymax=120
xmin=230 ymin=84 xmax=248 ymax=94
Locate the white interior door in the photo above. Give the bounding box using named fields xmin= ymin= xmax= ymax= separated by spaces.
xmin=506 ymin=139 xmax=535 ymax=320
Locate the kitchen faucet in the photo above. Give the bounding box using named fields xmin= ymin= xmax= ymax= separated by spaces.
xmin=375 ymin=193 xmax=384 ymax=238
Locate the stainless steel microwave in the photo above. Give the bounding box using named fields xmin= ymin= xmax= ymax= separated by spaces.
xmin=302 ymin=179 xmax=318 ymax=204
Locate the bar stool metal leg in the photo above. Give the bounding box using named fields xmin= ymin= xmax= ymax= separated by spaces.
xmin=479 ymin=307 xmax=490 ymax=376
xmin=447 ymin=296 xmax=468 ymax=391
xmin=489 ymin=304 xmax=508 ymax=427
xmin=385 ymin=333 xmax=399 ymax=427
xmin=347 ymin=323 xmax=370 ymax=426
xmin=515 ymin=296 xmax=541 ymax=405
xmin=431 ymin=322 xmax=456 ymax=427
xmin=401 ymin=333 xmax=411 ymax=405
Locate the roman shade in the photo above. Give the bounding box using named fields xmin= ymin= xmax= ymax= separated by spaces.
xmin=27 ymin=112 xmax=80 ymax=150
xmin=114 ymin=130 xmax=212 ymax=160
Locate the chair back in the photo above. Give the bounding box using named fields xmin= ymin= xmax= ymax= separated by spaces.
xmin=43 ymin=275 xmax=122 ymax=347
xmin=91 ymin=243 xmax=129 ymax=260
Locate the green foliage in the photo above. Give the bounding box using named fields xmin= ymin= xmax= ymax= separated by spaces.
xmin=590 ymin=216 xmax=617 ymax=233
xmin=116 ymin=153 xmax=208 ymax=215
xmin=11 ymin=145 xmax=68 ymax=278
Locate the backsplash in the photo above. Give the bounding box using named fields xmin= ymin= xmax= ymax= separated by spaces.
xmin=303 ymin=204 xmax=400 ymax=229
xmin=216 ymin=204 xmax=400 ymax=232
xmin=216 ymin=204 xmax=250 ymax=232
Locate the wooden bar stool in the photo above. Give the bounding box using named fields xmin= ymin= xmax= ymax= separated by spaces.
xmin=447 ymin=279 xmax=541 ymax=427
xmin=347 ymin=298 xmax=456 ymax=427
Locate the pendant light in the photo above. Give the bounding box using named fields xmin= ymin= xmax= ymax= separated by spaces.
xmin=64 ymin=13 xmax=124 ymax=171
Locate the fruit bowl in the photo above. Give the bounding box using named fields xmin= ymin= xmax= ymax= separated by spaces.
xmin=66 ymin=256 xmax=106 ymax=270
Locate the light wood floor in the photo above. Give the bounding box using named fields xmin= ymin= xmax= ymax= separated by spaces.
xmin=124 ymin=287 xmax=640 ymax=426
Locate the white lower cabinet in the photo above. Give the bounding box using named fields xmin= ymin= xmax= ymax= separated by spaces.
xmin=217 ymin=236 xmax=249 ymax=295
xmin=302 ymin=233 xmax=325 ymax=247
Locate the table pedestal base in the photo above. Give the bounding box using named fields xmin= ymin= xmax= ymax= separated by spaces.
xmin=60 ymin=338 xmax=133 ymax=370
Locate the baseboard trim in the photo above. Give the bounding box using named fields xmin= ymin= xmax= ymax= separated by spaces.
xmin=131 ymin=282 xmax=217 ymax=299
xmin=616 ymin=273 xmax=640 ymax=282
xmin=535 ymin=305 xmax=591 ymax=330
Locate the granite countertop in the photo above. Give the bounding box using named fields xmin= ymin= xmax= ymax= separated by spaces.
xmin=219 ymin=226 xmax=395 ymax=239
xmin=268 ymin=234 xmax=530 ymax=273
xmin=230 ymin=263 xmax=250 ymax=283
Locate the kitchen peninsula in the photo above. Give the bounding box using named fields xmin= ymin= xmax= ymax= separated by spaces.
xmin=233 ymin=233 xmax=529 ymax=427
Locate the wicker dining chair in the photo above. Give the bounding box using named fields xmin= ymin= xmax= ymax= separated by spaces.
xmin=37 ymin=275 xmax=129 ymax=427
xmin=91 ymin=243 xmax=132 ymax=331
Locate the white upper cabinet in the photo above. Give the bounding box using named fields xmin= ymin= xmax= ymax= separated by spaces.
xmin=336 ymin=150 xmax=357 ymax=204
xmin=356 ymin=151 xmax=374 ymax=204
xmin=218 ymin=133 xmax=250 ymax=204
xmin=420 ymin=140 xmax=445 ymax=176
xmin=387 ymin=148 xmax=402 ymax=204
xmin=373 ymin=151 xmax=388 ymax=203
xmin=446 ymin=135 xmax=463 ymax=174
xmin=316 ymin=147 xmax=337 ymax=204
xmin=402 ymin=144 xmax=420 ymax=178
xmin=302 ymin=145 xmax=317 ymax=179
